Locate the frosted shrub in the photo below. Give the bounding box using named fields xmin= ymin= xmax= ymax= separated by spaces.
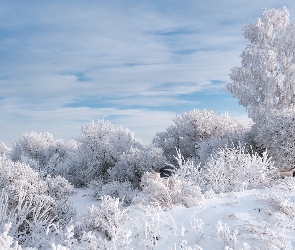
xmin=253 ymin=107 xmax=295 ymax=171
xmin=140 ymin=171 xmax=204 ymax=208
xmin=0 ymin=142 xmax=11 ymax=158
xmin=213 ymin=221 xmax=239 ymax=248
xmin=260 ymin=194 xmax=295 ymax=217
xmin=44 ymin=140 xmax=78 ymax=179
xmin=172 ymin=149 xmax=206 ymax=190
xmin=46 ymin=176 xmax=74 ymax=201
xmin=135 ymin=204 xmax=162 ymax=249
xmin=0 ymin=157 xmax=49 ymax=207
xmin=11 ymin=132 xmax=71 ymax=177
xmin=78 ymin=231 xmax=118 ymax=250
xmin=77 ymin=195 xmax=131 ymax=248
xmin=108 ymin=145 xmax=166 ymax=188
xmin=69 ymin=120 xmax=142 ymax=186
xmin=50 ymin=225 xmax=78 ymax=250
xmin=141 ymin=217 xmax=161 ymax=249
xmin=190 ymin=218 xmax=204 ymax=244
xmin=140 ymin=171 xmax=180 ymax=208
xmin=153 ymin=109 xmax=248 ymax=163
xmin=0 ymin=223 xmax=23 ymax=250
xmin=0 ymin=188 xmax=54 ymax=249
xmin=204 ymin=145 xmax=278 ymax=193
xmin=46 ymin=176 xmax=75 ymax=225
xmin=89 ymin=179 xmax=138 ymax=205
xmin=108 ymin=127 xmax=143 ymax=162
xmin=270 ymin=176 xmax=295 ymax=193
xmin=197 ymin=132 xmax=249 ymax=166
xmin=242 ymin=222 xmax=287 ymax=249
xmin=0 ymin=157 xmax=75 ymax=246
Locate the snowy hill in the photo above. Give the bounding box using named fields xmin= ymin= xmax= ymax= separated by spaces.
xmin=67 ymin=177 xmax=295 ymax=250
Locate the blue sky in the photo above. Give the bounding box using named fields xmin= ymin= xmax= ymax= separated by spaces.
xmin=1 ymin=0 xmax=294 ymax=145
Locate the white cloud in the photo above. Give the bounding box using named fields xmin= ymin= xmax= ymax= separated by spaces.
xmin=0 ymin=104 xmax=176 ymax=146
xmin=0 ymin=0 xmax=293 ymax=144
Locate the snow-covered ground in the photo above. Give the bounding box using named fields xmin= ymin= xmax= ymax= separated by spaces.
xmin=69 ymin=188 xmax=101 ymax=215
xmin=69 ymin=178 xmax=295 ymax=249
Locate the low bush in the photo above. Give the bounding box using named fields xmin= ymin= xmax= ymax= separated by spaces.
xmin=204 ymin=145 xmax=278 ymax=193
xmin=0 ymin=188 xmax=54 ymax=249
xmin=0 ymin=157 xmax=75 ymax=247
xmin=75 ymin=195 xmax=131 ymax=248
xmin=108 ymin=145 xmax=166 ymax=188
xmin=139 ymin=171 xmax=204 ymax=208
xmin=89 ymin=179 xmax=138 ymax=206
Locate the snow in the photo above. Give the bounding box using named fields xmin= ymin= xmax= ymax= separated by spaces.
xmin=69 ymin=180 xmax=295 ymax=249
xmin=68 ymin=188 xmax=101 ymax=215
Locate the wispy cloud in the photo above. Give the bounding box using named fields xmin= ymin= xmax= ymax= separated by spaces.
xmin=0 ymin=0 xmax=293 ymax=145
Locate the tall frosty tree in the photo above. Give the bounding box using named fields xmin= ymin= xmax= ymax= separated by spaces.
xmin=226 ymin=7 xmax=295 ymax=122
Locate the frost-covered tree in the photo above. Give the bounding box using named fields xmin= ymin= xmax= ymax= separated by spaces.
xmin=11 ymin=132 xmax=73 ymax=177
xmin=227 ymin=7 xmax=295 ymax=122
xmin=68 ymin=120 xmax=142 ymax=186
xmin=253 ymin=107 xmax=295 ymax=171
xmin=153 ymin=109 xmax=247 ymax=163
xmin=108 ymin=145 xmax=166 ymax=188
xmin=0 ymin=142 xmax=10 ymax=158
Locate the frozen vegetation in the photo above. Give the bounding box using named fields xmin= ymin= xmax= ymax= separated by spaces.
xmin=1 ymin=6 xmax=295 ymax=249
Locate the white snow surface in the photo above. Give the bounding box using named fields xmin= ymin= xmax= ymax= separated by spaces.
xmin=69 ymin=188 xmax=101 ymax=215
xmin=69 ymin=178 xmax=295 ymax=249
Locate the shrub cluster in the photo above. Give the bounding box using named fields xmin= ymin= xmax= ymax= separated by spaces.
xmin=153 ymin=109 xmax=248 ymax=163
xmin=66 ymin=120 xmax=166 ymax=187
xmin=0 ymin=156 xmax=74 ymax=248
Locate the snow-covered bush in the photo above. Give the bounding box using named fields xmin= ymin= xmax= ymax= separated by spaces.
xmin=11 ymin=131 xmax=59 ymax=166
xmin=50 ymin=225 xmax=77 ymax=250
xmin=0 ymin=156 xmax=50 ymax=207
xmin=89 ymin=179 xmax=138 ymax=206
xmin=11 ymin=132 xmax=74 ymax=178
xmin=45 ymin=176 xmax=75 ymax=225
xmin=196 ymin=132 xmax=250 ymax=165
xmin=0 ymin=156 xmax=74 ymax=213
xmin=68 ymin=120 xmax=142 ymax=186
xmin=213 ymin=221 xmax=239 ymax=248
xmin=0 ymin=222 xmax=39 ymax=250
xmin=190 ymin=218 xmax=204 ymax=245
xmin=0 ymin=223 xmax=21 ymax=250
xmin=108 ymin=145 xmax=166 ymax=188
xmin=0 ymin=142 xmax=10 ymax=158
xmin=242 ymin=221 xmax=288 ymax=249
xmin=0 ymin=188 xmax=54 ymax=249
xmin=44 ymin=140 xmax=79 ymax=179
xmin=76 ymin=195 xmax=131 ymax=248
xmin=0 ymin=157 xmax=75 ymax=246
xmin=139 ymin=171 xmax=204 ymax=208
xmin=253 ymin=107 xmax=295 ymax=171
xmin=46 ymin=176 xmax=74 ymax=201
xmin=172 ymin=149 xmax=206 ymax=190
xmin=153 ymin=109 xmax=248 ymax=163
xmin=260 ymin=193 xmax=295 ymax=217
xmin=204 ymin=145 xmax=278 ymax=193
